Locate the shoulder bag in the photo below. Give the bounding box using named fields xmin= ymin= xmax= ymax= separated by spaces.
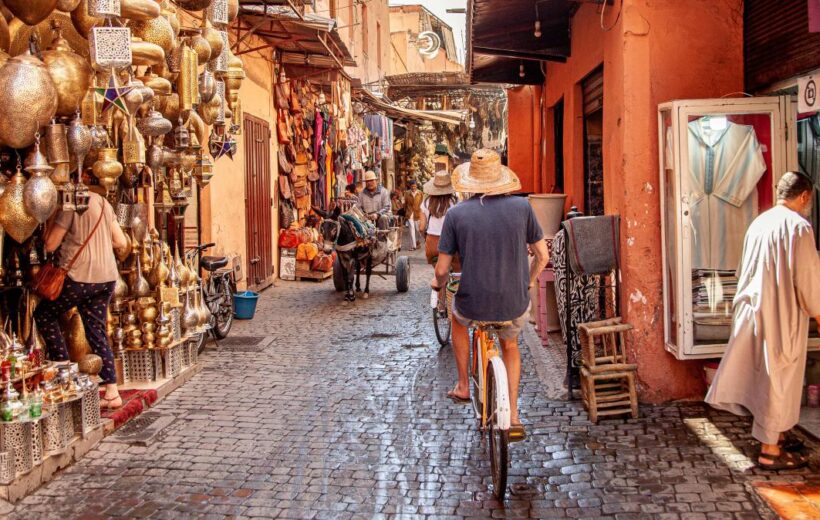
xmin=32 ymin=204 xmax=105 ymax=301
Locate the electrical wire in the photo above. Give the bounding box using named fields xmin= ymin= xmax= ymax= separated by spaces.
xmin=600 ymin=0 xmax=623 ymax=32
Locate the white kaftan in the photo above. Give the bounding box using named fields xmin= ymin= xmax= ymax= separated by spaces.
xmin=705 ymin=205 xmax=820 ymax=444
xmin=687 ymin=121 xmax=767 ymax=270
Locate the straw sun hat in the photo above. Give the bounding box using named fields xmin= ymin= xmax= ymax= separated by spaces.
xmin=423 ymin=170 xmax=455 ymax=196
xmin=363 ymin=170 xmax=378 ymax=182
xmin=452 ymin=149 xmax=521 ymax=195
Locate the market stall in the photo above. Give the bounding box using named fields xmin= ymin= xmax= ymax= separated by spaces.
xmin=0 ymin=0 xmax=247 ymax=498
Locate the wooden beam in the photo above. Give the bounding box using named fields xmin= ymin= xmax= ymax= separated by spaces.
xmin=473 ymin=45 xmax=568 ymax=62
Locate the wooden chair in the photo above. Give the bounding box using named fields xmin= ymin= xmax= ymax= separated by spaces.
xmin=578 ymin=318 xmax=638 ymax=423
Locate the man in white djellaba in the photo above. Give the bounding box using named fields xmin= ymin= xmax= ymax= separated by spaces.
xmin=706 ymin=171 xmax=820 ymax=471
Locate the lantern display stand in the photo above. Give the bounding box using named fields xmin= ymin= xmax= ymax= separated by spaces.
xmin=0 ymin=384 xmax=102 ymax=501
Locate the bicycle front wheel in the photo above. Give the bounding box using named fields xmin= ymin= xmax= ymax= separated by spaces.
xmin=486 ymin=361 xmax=509 ymax=500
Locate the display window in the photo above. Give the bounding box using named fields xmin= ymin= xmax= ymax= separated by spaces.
xmin=659 ymin=98 xmax=795 ymax=358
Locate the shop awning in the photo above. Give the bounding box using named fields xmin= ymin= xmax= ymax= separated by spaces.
xmin=236 ymin=4 xmax=355 ymax=70
xmin=467 ymin=0 xmax=582 ymax=85
xmin=355 ymin=90 xmax=467 ymax=126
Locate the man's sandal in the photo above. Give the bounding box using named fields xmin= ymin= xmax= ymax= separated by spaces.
xmin=758 ymin=450 xmax=808 ymax=471
xmin=508 ymin=424 xmax=526 ymax=442
xmin=782 ymin=432 xmax=806 ymax=452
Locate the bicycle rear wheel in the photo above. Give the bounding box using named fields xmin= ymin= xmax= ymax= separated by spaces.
xmin=433 ymin=289 xmax=450 ymax=346
xmin=486 ymin=362 xmax=509 ymax=500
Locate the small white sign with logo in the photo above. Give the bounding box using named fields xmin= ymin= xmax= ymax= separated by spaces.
xmin=798 ymin=74 xmax=820 ymax=113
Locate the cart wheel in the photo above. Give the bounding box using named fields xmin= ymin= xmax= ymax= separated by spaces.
xmin=396 ymin=256 xmax=410 ymax=293
xmin=332 ymin=256 xmax=345 ymax=292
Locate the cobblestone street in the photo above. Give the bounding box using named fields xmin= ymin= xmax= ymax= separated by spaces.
xmin=7 ymin=248 xmax=819 ymax=519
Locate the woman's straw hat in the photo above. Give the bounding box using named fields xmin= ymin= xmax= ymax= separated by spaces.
xmin=452 ymin=149 xmax=521 ymax=195
xmin=423 ymin=170 xmax=454 ymax=196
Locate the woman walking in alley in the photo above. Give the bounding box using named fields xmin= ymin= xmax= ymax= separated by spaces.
xmin=420 ymin=170 xmax=459 ymax=271
xmin=36 ymin=189 xmax=130 ymax=409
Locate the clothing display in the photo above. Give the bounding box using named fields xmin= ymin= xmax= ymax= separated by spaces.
xmin=796 ymin=115 xmax=820 ymax=246
xmin=691 ymin=269 xmax=736 ymax=341
xmin=686 ymin=119 xmax=767 ymax=271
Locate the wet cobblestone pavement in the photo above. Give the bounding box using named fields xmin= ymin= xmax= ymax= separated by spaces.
xmin=7 ymin=247 xmax=819 ymax=519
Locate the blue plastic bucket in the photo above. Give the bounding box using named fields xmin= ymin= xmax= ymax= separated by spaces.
xmin=233 ymin=291 xmax=259 ymax=319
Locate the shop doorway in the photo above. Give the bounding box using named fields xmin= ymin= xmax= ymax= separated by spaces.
xmin=582 ymin=67 xmax=604 ymax=215
xmin=243 ymin=114 xmax=275 ymax=291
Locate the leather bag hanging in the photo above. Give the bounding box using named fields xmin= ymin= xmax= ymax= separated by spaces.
xmin=275 ymin=83 xmax=289 ymax=111
xmin=278 ymin=149 xmax=292 ymax=175
xmin=289 ymin=86 xmax=301 ymax=114
xmin=278 ymin=175 xmax=292 ymax=200
xmin=32 ymin=201 xmax=105 ymax=301
xmin=276 ymin=111 xmax=291 ymax=145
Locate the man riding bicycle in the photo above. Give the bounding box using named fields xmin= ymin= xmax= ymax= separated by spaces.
xmin=431 ymin=149 xmax=549 ymax=441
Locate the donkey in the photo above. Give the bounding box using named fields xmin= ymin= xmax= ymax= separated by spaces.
xmin=317 ymin=206 xmax=390 ymax=302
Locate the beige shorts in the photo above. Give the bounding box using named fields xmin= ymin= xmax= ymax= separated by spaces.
xmin=451 ymin=303 xmax=529 ymax=341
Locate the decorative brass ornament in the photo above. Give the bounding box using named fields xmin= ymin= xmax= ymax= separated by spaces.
xmin=56 ymin=0 xmax=82 ymax=12
xmin=45 ymin=121 xmax=71 ymax=185
xmin=24 ymin=137 xmax=59 ymax=223
xmin=0 ymin=15 xmax=10 ymax=53
xmin=138 ymin=108 xmax=172 ymax=137
xmin=42 ymin=20 xmax=92 ymax=117
xmin=178 ymin=44 xmax=197 ymax=112
xmin=0 ymin=48 xmax=59 ymax=149
xmin=130 ymin=15 xmax=175 ymax=54
xmin=198 ymin=69 xmax=216 ymax=103
xmin=200 ymin=18 xmax=222 ymax=58
xmin=131 ymin=37 xmax=165 ymax=66
xmin=161 ymin=0 xmax=180 ymax=38
xmin=4 ymin=0 xmax=58 ymax=26
xmin=191 ymin=34 xmax=210 ymax=64
xmin=159 ymin=91 xmax=182 ymax=122
xmin=120 ymin=0 xmax=160 ymax=20
xmin=188 ymin=110 xmax=206 ymax=147
xmin=207 ymin=0 xmax=227 ymax=26
xmin=86 ymin=0 xmax=120 ymax=19
xmin=89 ymin=26 xmax=133 ymax=70
xmin=0 ymin=167 xmax=39 ymax=243
xmin=70 ymin=0 xmax=103 ymax=39
xmin=139 ymin=69 xmax=172 ymax=95
xmin=173 ymin=0 xmax=212 ymax=12
xmin=197 ymin=91 xmax=220 ymax=125
xmin=226 ymin=0 xmax=237 ymax=22
xmin=91 ymin=147 xmax=122 ymax=191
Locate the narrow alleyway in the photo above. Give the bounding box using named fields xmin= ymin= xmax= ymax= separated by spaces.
xmin=7 ymin=249 xmax=818 ymax=519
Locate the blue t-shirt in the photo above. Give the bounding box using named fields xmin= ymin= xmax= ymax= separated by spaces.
xmin=438 ymin=195 xmax=544 ymax=321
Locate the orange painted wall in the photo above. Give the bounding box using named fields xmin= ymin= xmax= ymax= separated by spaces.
xmin=507 ymin=85 xmax=542 ymax=194
xmin=540 ymin=0 xmax=745 ymax=402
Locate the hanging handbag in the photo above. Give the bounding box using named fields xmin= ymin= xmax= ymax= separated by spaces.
xmin=275 ymin=83 xmax=289 ymax=111
xmin=289 ymin=86 xmax=302 ymax=114
xmin=278 ymin=149 xmax=292 ymax=175
xmin=277 ymin=111 xmax=291 ymax=145
xmin=32 ymin=202 xmax=105 ymax=301
xmin=278 ymin=175 xmax=292 ymax=200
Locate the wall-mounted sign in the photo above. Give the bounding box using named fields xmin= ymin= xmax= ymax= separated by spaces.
xmin=798 ymin=74 xmax=819 ymax=113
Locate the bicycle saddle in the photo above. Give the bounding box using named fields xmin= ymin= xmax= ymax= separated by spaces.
xmin=200 ymin=256 xmax=229 ymax=271
xmin=474 ymin=321 xmax=514 ymax=330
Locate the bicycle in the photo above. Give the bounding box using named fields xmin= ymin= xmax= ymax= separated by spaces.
xmin=431 ymin=272 xmax=459 ymax=347
xmin=469 ymin=320 xmax=512 ymax=500
xmin=187 ymin=243 xmax=236 ymax=353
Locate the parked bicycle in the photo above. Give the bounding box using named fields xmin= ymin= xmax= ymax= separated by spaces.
xmin=187 ymin=243 xmax=236 ymax=353
xmin=469 ymin=320 xmax=512 ymax=500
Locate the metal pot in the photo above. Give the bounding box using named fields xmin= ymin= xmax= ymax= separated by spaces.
xmin=0 ymin=168 xmax=39 ymax=243
xmin=4 ymin=0 xmax=58 ymax=26
xmin=42 ymin=21 xmax=92 ymax=117
xmin=0 ymin=51 xmax=59 ymax=149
